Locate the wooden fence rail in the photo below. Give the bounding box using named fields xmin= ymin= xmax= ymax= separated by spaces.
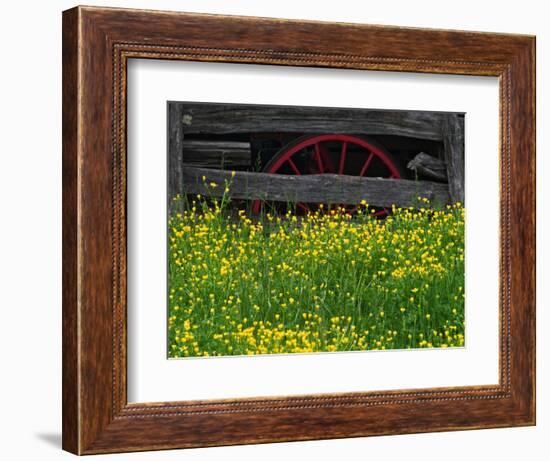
xmin=173 ymin=102 xmax=450 ymax=140
xmin=180 ymin=166 xmax=451 ymax=208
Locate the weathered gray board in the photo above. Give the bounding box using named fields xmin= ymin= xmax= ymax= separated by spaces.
xmin=176 ymin=103 xmax=448 ymax=139
xmin=442 ymin=115 xmax=465 ymax=204
xmin=179 ymin=140 xmax=251 ymax=168
xmin=168 ymin=102 xmax=464 ymax=204
xmin=407 ymin=152 xmax=448 ymax=182
xmin=180 ymin=166 xmax=451 ymax=208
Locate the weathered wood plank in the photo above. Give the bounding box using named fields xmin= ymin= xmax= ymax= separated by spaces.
xmin=168 ymin=102 xmax=185 ymax=199
xmin=407 ymin=152 xmax=448 ymax=182
xmin=181 ymin=140 xmax=251 ymax=168
xmin=172 ymin=102 xmax=455 ymax=141
xmin=180 ymin=166 xmax=451 ymax=208
xmin=442 ymin=114 xmax=465 ymax=203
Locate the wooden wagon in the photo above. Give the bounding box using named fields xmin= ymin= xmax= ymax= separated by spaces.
xmin=168 ymin=102 xmax=464 ymax=213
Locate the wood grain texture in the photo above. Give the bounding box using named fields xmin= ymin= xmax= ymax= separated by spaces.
xmin=407 ymin=152 xmax=448 ymax=181
xmin=442 ymin=114 xmax=465 ymax=203
xmin=62 ymin=7 xmax=79 ymax=454
xmin=180 ymin=166 xmax=451 ymax=207
xmin=62 ymin=5 xmax=536 ymax=455
xmin=167 ymin=102 xmax=185 ymax=208
xmin=173 ymin=101 xmax=452 ymax=140
xmin=181 ymin=140 xmax=251 ymax=167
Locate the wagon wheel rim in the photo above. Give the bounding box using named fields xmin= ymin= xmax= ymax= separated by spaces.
xmin=251 ymin=134 xmax=402 ymax=215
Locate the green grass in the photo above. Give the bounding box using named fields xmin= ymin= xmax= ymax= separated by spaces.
xmin=168 ymin=194 xmax=465 ymax=358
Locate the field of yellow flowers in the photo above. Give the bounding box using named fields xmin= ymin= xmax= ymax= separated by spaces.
xmin=168 ymin=191 xmax=465 ymax=358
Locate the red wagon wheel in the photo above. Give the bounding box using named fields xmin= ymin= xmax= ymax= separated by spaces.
xmin=251 ymin=134 xmax=402 ymax=215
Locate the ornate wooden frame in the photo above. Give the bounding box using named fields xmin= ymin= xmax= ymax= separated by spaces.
xmin=62 ymin=5 xmax=536 ymax=455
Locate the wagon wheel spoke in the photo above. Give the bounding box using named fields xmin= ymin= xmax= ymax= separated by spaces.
xmin=338 ymin=142 xmax=348 ymax=174
xmin=296 ymin=203 xmax=311 ymax=214
xmin=314 ymin=143 xmax=324 ymax=173
xmin=286 ymin=157 xmax=302 ymax=175
xmin=319 ymin=143 xmax=336 ymax=173
xmin=373 ymin=208 xmax=390 ymax=217
xmin=359 ymin=152 xmax=375 ymax=177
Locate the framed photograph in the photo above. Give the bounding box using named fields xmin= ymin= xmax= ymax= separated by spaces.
xmin=62 ymin=5 xmax=535 ymax=455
